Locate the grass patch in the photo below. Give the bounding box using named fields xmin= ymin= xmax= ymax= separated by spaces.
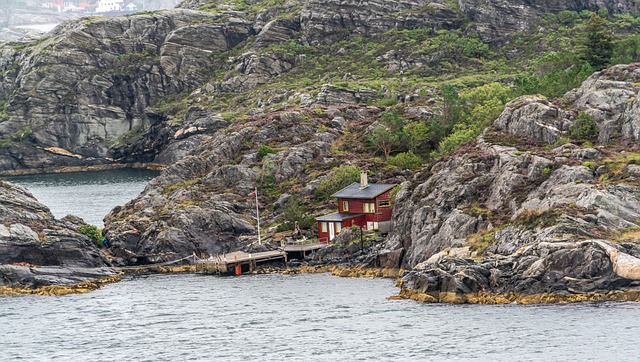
xmin=162 ymin=178 xmax=201 ymax=195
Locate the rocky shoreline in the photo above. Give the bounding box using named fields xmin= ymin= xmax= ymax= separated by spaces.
xmin=0 ymin=265 xmax=120 ymax=296
xmin=0 ymin=162 xmax=165 ymax=177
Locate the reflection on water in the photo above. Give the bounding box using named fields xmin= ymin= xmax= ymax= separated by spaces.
xmin=4 ymin=169 xmax=158 ymax=226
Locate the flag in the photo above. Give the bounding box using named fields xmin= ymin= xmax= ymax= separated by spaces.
xmin=248 ymin=187 xmax=257 ymax=197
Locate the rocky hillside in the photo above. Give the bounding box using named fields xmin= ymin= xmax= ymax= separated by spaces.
xmin=385 ymin=63 xmax=640 ymax=301
xmin=102 ymin=105 xmax=398 ymax=265
xmin=0 ymin=0 xmax=638 ymax=173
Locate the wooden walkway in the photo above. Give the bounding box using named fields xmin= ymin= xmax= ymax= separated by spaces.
xmin=195 ymin=243 xmax=328 ymax=275
xmin=195 ymin=250 xmax=287 ymax=275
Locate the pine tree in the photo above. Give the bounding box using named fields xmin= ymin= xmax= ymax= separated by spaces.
xmin=582 ymin=13 xmax=614 ymax=69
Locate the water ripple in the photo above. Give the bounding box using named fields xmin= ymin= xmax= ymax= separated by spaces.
xmin=2 ymin=274 xmax=640 ymax=361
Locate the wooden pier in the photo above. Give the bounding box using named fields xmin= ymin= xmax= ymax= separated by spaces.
xmin=194 ymin=242 xmax=328 ymax=275
xmin=195 ymin=250 xmax=287 ymax=275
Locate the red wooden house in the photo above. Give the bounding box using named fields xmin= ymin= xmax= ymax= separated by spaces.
xmin=316 ymin=172 xmax=396 ymax=242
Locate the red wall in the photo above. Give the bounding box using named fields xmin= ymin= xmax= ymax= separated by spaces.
xmin=317 ymin=215 xmax=366 ymax=243
xmin=337 ymin=190 xmax=394 ymax=223
xmin=375 ymin=189 xmax=393 ymax=222
xmin=318 ymin=189 xmax=394 ymax=242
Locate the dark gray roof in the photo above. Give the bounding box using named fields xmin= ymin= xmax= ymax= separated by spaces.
xmin=331 ymin=182 xmax=396 ymax=199
xmin=315 ymin=212 xmax=363 ymax=222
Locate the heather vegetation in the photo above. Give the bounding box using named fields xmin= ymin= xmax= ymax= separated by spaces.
xmin=157 ymin=5 xmax=640 ymax=168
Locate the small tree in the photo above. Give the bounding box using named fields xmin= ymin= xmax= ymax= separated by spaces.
xmin=582 ymin=13 xmax=614 ymax=69
xmin=315 ymin=165 xmax=360 ymax=200
xmin=439 ymin=84 xmax=462 ymax=126
xmin=278 ymin=196 xmax=316 ymax=231
xmin=368 ymin=110 xmax=406 ymax=159
xmin=404 ymin=121 xmax=431 ymax=154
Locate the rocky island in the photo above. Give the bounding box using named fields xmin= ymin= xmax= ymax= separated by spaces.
xmin=0 ymin=178 xmax=117 ymax=295
xmin=1 ymin=0 xmax=640 ymax=302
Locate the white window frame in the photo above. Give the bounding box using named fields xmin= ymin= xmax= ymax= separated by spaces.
xmin=364 ymin=202 xmax=375 ymax=213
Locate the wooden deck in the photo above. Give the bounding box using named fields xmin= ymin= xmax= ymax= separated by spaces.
xmin=195 ymin=250 xmax=287 ymax=275
xmin=195 ymin=242 xmax=329 ymax=275
xmin=282 ymin=242 xmax=328 ymax=253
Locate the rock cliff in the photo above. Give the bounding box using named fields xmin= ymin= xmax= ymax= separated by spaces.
xmin=386 ymin=64 xmax=640 ymax=300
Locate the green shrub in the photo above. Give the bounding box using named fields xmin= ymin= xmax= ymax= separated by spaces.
xmin=276 ymin=197 xmax=316 ymax=231
xmin=434 ymin=125 xmax=481 ymax=158
xmin=570 ymin=112 xmax=599 ymax=142
xmin=256 ymin=145 xmax=275 ymax=161
xmin=611 ymin=35 xmax=640 ymax=64
xmin=557 ymin=10 xmax=580 ymax=27
xmin=77 ymin=225 xmax=103 ymax=248
xmin=374 ymin=98 xmax=399 ymax=107
xmin=389 ymin=151 xmax=422 ymax=170
xmin=315 ymin=165 xmax=360 ymax=200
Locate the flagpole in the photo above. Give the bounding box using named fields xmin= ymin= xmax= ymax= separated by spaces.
xmin=255 ymin=187 xmax=261 ymax=245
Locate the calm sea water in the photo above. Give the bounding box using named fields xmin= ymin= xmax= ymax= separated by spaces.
xmin=4 ymin=169 xmax=158 ymax=227
xmin=1 ymin=273 xmax=640 ymax=361
xmin=2 ymin=171 xmax=640 ymax=361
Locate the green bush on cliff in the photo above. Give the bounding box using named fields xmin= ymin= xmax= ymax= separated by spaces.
xmin=570 ymin=112 xmax=599 ymax=142
xmin=256 ymin=145 xmax=275 ymax=161
xmin=315 ymin=165 xmax=360 ymax=200
xmin=611 ymin=35 xmax=640 ymax=64
xmin=277 ymin=196 xmax=316 ymax=232
xmin=77 ymin=225 xmax=103 ymax=248
xmin=389 ymin=151 xmax=422 ymax=170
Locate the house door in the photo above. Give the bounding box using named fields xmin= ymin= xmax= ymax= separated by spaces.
xmin=329 ymin=222 xmax=335 ymax=240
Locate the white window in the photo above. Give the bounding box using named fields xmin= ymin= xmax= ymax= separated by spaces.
xmin=321 ymin=222 xmax=327 ymax=232
xmin=363 ymin=202 xmax=375 ymax=213
xmin=336 ymin=223 xmax=342 ymax=233
xmin=343 ymin=201 xmax=349 ymax=212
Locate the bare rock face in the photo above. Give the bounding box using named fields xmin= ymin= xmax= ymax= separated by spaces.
xmin=389 ymin=63 xmax=640 ymax=298
xmin=493 ymin=96 xmax=570 ymax=145
xmin=564 ymin=64 xmax=640 ymax=143
xmin=0 ymin=10 xmax=253 ymax=171
xmin=0 ymin=179 xmax=113 ymax=288
xmin=458 ymin=0 xmax=640 ymax=43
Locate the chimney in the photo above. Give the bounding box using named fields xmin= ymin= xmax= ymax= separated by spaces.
xmin=360 ymin=171 xmax=368 ymax=189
